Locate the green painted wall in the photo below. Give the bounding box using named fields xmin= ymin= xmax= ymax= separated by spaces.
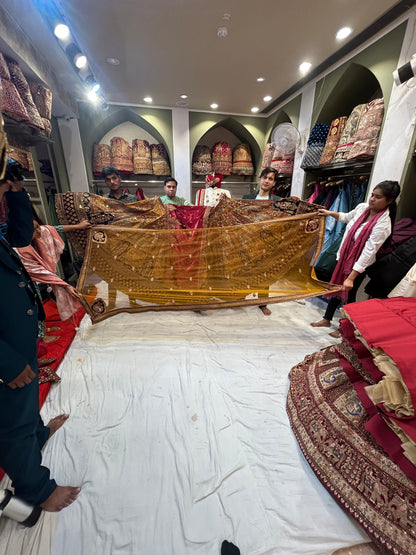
xmin=77 ymin=102 xmax=173 ymax=182
xmin=265 ymin=95 xmax=301 ymax=142
xmin=312 ymin=23 xmax=406 ymax=124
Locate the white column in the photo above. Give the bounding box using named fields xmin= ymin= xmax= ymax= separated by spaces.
xmin=370 ymin=12 xmax=416 ymax=194
xmin=291 ymin=83 xmax=316 ymax=198
xmin=171 ymin=108 xmax=191 ymax=201
xmin=57 ymin=117 xmax=90 ymax=193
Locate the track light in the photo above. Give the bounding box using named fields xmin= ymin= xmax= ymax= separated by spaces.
xmin=54 ymin=23 xmax=70 ymax=40
xmin=74 ymin=53 xmax=87 ymax=69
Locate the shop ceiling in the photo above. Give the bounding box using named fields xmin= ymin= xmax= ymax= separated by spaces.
xmin=2 ymin=0 xmax=414 ymax=116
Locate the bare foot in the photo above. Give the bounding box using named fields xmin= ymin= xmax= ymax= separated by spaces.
xmin=329 ymin=330 xmax=341 ymax=338
xmin=310 ymin=318 xmax=330 ymax=327
xmin=40 ymin=486 xmax=81 ymax=512
xmin=47 ymin=414 xmax=69 ymax=438
xmin=259 ymin=306 xmax=272 ymax=316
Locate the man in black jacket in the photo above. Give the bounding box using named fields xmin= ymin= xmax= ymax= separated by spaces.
xmin=0 ymin=160 xmax=80 ymax=511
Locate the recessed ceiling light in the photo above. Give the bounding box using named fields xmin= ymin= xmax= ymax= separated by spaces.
xmin=74 ymin=53 xmax=87 ymax=69
xmin=336 ymin=27 xmax=352 ymax=40
xmin=251 ymin=106 xmax=259 ymax=113
xmin=256 ymin=77 xmax=265 ymax=82
xmin=54 ymin=23 xmax=70 ymax=40
xmin=176 ymin=100 xmax=188 ymax=107
xmin=106 ymin=57 xmax=120 ymax=65
xmin=299 ymin=62 xmax=312 ymax=74
xmin=210 ymin=103 xmax=218 ymax=109
xmin=263 ymin=95 xmax=272 ymax=102
xmin=143 ymin=96 xmax=153 ymax=103
xmin=180 ymin=94 xmax=188 ymax=99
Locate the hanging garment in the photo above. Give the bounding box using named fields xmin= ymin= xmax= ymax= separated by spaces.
xmin=6 ymin=59 xmax=44 ymax=131
xmin=92 ymin=143 xmax=111 ymax=176
xmin=365 ymin=235 xmax=416 ymax=298
xmin=232 ymin=143 xmax=254 ymax=175
xmin=333 ymin=104 xmax=366 ymax=163
xmin=192 ymin=145 xmax=212 ymax=175
xmin=300 ymin=123 xmax=331 ymax=168
xmin=260 ymin=143 xmax=275 ymax=173
xmin=15 ymin=225 xmax=81 ymax=321
xmin=212 ymin=142 xmax=233 ymax=175
xmin=389 ymin=263 xmax=416 ymax=297
xmin=347 ymin=98 xmax=384 ymax=161
xmin=110 ymin=136 xmax=133 ymax=174
xmin=132 ymin=139 xmax=152 ymax=174
xmin=150 ymin=144 xmax=170 ymax=175
xmin=319 ymin=116 xmax=348 ymax=165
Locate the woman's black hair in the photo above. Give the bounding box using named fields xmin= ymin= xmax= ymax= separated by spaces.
xmin=373 ymin=180 xmax=401 ymax=245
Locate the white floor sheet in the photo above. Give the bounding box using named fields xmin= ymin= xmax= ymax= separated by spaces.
xmin=0 ymin=300 xmax=370 ymax=554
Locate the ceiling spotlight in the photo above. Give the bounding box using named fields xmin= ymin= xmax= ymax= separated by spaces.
xmin=256 ymin=77 xmax=265 ymax=82
xmin=87 ymin=89 xmax=98 ymax=102
xmin=143 ymin=96 xmax=153 ymax=103
xmin=74 ymin=53 xmax=87 ymax=69
xmin=54 ymin=23 xmax=70 ymax=40
xmin=263 ymin=95 xmax=272 ymax=102
xmin=299 ymin=62 xmax=312 ymax=74
xmin=336 ymin=27 xmax=352 ymax=40
xmin=180 ymin=94 xmax=188 ymax=99
xmin=251 ymin=106 xmax=259 ymax=113
xmin=210 ymin=103 xmax=218 ymax=109
xmin=217 ymin=26 xmax=228 ymax=38
xmin=106 ymin=57 xmax=120 ymax=65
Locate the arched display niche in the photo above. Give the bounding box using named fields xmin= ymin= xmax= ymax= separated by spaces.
xmin=79 ymin=105 xmax=173 ymax=196
xmin=266 ymin=109 xmax=292 ymax=142
xmin=191 ymin=117 xmax=262 ymax=200
xmin=302 ymin=62 xmax=383 ymax=199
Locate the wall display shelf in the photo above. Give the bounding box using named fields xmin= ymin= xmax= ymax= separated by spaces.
xmin=3 ymin=115 xmax=52 ymax=147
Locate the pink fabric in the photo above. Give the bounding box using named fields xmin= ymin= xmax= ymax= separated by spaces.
xmin=331 ymin=207 xmax=385 ymax=299
xmin=15 ymin=225 xmax=80 ymax=321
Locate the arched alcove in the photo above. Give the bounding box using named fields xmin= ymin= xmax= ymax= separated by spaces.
xmin=192 ymin=117 xmax=262 ymax=175
xmin=191 ymin=117 xmax=262 ymax=200
xmin=90 ymin=107 xmax=171 ymax=161
xmin=314 ymin=63 xmax=382 ymax=125
xmin=266 ymin=110 xmax=292 ymax=142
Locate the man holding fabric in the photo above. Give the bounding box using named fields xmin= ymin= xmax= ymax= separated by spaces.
xmin=0 ymin=158 xmax=81 ymax=512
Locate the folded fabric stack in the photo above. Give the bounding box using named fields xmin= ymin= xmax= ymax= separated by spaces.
xmin=212 ymin=141 xmax=232 ymax=175
xmin=287 ymin=296 xmax=416 ymax=555
xmin=0 ymin=52 xmax=29 ymax=123
xmin=347 ymin=98 xmax=384 ymax=161
xmin=7 ymin=146 xmax=32 ymax=171
xmin=29 ymin=82 xmax=53 ymax=137
xmin=93 ymin=143 xmax=111 ymax=176
xmin=300 ymin=123 xmax=331 ymax=168
xmin=192 ymin=145 xmax=212 ymax=175
xmin=132 ymin=138 xmax=152 ymax=174
xmin=260 ymin=143 xmax=275 ymax=172
xmin=333 ymin=104 xmax=366 ymax=163
xmin=319 ymin=116 xmax=348 ymax=165
xmin=270 ymin=143 xmax=295 ymax=175
xmin=7 ymin=59 xmax=44 ymax=131
xmin=110 ymin=136 xmax=133 ymax=174
xmin=232 ymin=143 xmax=254 ymax=175
xmin=150 ymin=143 xmax=170 ymax=175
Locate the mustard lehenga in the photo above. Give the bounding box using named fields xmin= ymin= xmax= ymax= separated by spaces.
xmin=55 ymin=193 xmax=341 ymax=323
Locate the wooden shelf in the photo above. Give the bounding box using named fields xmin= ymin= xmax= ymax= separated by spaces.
xmin=302 ymin=159 xmax=373 ymax=175
xmin=3 ymin=114 xmax=53 ymax=146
